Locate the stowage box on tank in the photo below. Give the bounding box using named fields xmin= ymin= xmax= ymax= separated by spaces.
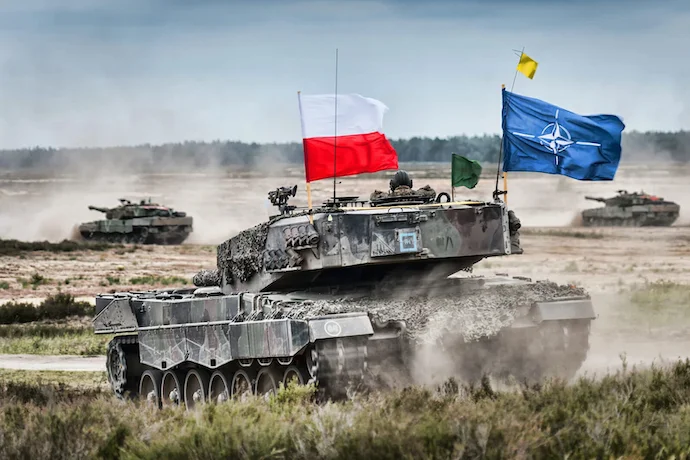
xmin=94 ymin=172 xmax=595 ymax=408
xmin=78 ymin=198 xmax=193 ymax=244
xmin=581 ymin=189 xmax=679 ymax=227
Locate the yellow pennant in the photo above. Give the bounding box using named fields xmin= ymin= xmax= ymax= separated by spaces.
xmin=517 ymin=53 xmax=538 ymax=79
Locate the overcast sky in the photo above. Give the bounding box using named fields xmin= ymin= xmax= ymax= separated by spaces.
xmin=0 ymin=0 xmax=687 ymax=149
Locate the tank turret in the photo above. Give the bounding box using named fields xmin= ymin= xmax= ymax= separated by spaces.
xmin=93 ymin=170 xmax=595 ymax=407
xmin=77 ymin=198 xmax=194 ymax=244
xmin=582 ymin=190 xmax=680 ymax=227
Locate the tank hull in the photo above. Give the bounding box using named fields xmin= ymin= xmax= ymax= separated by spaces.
xmin=78 ymin=217 xmax=193 ymax=244
xmin=581 ymin=203 xmax=679 ymax=227
xmin=94 ymin=276 xmax=595 ymax=406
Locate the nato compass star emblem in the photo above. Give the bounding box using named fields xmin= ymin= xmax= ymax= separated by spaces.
xmin=512 ymin=109 xmax=601 ymax=166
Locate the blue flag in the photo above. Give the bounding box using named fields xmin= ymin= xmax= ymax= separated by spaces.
xmin=501 ymin=89 xmax=625 ymax=181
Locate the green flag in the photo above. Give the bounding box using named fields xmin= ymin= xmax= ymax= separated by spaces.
xmin=451 ymin=154 xmax=482 ymax=189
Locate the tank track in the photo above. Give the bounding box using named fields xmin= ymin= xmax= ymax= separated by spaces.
xmin=307 ymin=337 xmax=368 ymax=400
xmin=103 ymin=281 xmax=593 ymax=404
xmin=105 ymin=335 xmax=370 ymax=405
xmin=105 ymin=334 xmax=141 ymax=399
xmin=582 ymin=216 xmax=676 ymax=227
xmin=582 ymin=217 xmax=643 ymax=227
xmin=105 ymin=319 xmax=591 ymax=405
xmin=82 ymin=230 xmax=150 ymax=245
xmin=450 ymin=319 xmax=591 ymax=384
xmin=81 ymin=228 xmax=191 ymax=245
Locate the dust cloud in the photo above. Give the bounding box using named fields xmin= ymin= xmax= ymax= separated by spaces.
xmin=576 ymin=292 xmax=690 ymax=378
xmin=401 ymin=287 xmax=690 ymax=388
xmin=3 ymin=156 xmax=690 ymax=244
xmin=0 ymin=148 xmax=302 ymax=245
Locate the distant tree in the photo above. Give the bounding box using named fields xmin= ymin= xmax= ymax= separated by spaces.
xmin=0 ymin=131 xmax=688 ymax=171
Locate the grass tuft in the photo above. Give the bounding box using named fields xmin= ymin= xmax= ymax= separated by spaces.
xmin=628 ymin=280 xmax=690 ymax=327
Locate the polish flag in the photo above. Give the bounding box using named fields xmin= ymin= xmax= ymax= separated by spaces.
xmin=298 ymin=93 xmax=398 ymax=182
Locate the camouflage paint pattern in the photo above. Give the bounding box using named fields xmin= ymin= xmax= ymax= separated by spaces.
xmin=218 ymin=201 xmax=513 ymax=293
xmin=94 ymin=291 xmax=374 ymax=371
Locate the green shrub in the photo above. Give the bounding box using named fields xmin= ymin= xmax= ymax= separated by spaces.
xmin=0 ymin=293 xmax=94 ymax=324
xmin=0 ymin=238 xmax=123 ymax=256
xmin=106 ymin=276 xmax=121 ymax=286
xmin=129 ymin=275 xmax=188 ymax=286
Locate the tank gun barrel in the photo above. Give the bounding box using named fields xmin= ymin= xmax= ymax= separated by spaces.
xmin=584 ymin=196 xmax=606 ymax=203
xmin=88 ymin=205 xmax=109 ymax=213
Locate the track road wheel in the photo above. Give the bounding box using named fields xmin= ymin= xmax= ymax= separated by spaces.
xmin=161 ymin=371 xmax=184 ymax=408
xmin=547 ymin=320 xmax=591 ymax=380
xmin=255 ymin=368 xmax=279 ymax=400
xmin=184 ymin=369 xmax=210 ymax=411
xmin=139 ymin=370 xmax=162 ymax=408
xmin=106 ymin=340 xmax=128 ymax=399
xmin=208 ymin=370 xmax=231 ymax=404
xmin=282 ymin=365 xmax=305 ymax=388
xmin=231 ymin=369 xmax=252 ymax=401
xmin=519 ymin=320 xmax=591 ymax=383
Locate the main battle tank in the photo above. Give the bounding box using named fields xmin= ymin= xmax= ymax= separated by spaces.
xmin=93 ymin=171 xmax=595 ymax=408
xmin=581 ymin=190 xmax=679 ymax=227
xmin=78 ymin=198 xmax=193 ymax=244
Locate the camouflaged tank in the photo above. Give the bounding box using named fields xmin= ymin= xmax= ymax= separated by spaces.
xmin=78 ymin=198 xmax=193 ymax=244
xmin=93 ymin=172 xmax=595 ymax=408
xmin=582 ymin=190 xmax=679 ymax=227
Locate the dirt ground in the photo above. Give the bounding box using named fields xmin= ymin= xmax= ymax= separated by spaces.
xmin=0 ymin=243 xmax=216 ymax=302
xmin=1 ymin=163 xmax=690 ymax=376
xmin=2 ymin=225 xmax=688 ymax=301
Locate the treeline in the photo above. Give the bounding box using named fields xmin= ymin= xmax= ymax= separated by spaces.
xmin=1 ymin=130 xmax=688 ymax=171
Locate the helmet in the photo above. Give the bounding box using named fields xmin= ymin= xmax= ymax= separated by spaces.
xmin=390 ymin=170 xmax=413 ymax=192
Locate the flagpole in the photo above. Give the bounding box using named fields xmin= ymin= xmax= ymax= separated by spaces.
xmin=494 ymin=84 xmax=506 ymax=202
xmin=494 ymin=48 xmax=523 ymax=204
xmin=450 ymin=153 xmax=455 ymax=202
xmin=510 ymin=46 xmax=524 ymax=93
xmin=306 ymin=183 xmax=314 ymax=223
xmin=298 ymin=90 xmax=315 ymax=224
xmin=501 ymin=46 xmax=523 ymax=207
xmin=503 ymin=172 xmax=508 ymax=206
xmin=332 ymin=48 xmax=339 ymax=206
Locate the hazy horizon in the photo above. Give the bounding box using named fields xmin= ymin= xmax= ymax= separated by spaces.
xmin=1 ymin=0 xmax=688 ymax=150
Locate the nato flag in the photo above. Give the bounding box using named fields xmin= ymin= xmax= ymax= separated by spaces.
xmin=501 ymin=89 xmax=625 ymax=181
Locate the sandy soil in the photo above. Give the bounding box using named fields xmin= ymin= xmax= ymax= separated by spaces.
xmin=1 ymin=164 xmax=689 ymax=376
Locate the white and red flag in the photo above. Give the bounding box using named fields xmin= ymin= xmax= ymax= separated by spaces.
xmin=297 ymin=93 xmax=398 ymax=182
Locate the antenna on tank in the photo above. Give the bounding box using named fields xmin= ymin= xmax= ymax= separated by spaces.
xmin=332 ymin=48 xmax=339 ymax=205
